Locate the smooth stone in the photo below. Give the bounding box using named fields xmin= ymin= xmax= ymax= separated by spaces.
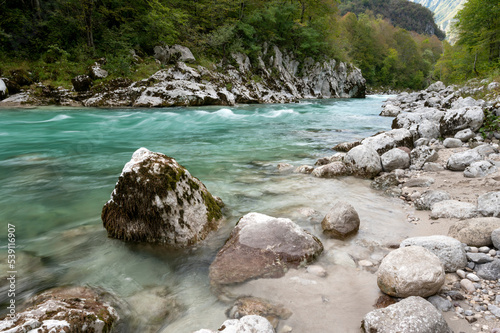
xmin=449 ymin=218 xmax=500 ymax=247
xmin=456 ymin=269 xmax=466 ymax=279
xmin=460 ymin=279 xmax=476 ymax=293
xmin=361 ymin=296 xmax=451 ymax=333
xmin=377 ymin=246 xmax=445 ymax=298
xmin=492 ymin=228 xmax=500 ymax=249
xmin=478 ymin=246 xmax=491 ymax=253
xmin=361 ymin=128 xmax=413 ymax=155
xmin=306 ymin=265 xmax=327 ymax=277
xmin=321 ymin=201 xmax=360 ymax=239
xmin=400 ymin=235 xmax=467 ymax=272
xmin=455 ymin=129 xmax=475 ymax=142
xmin=428 ymin=295 xmax=453 ymax=312
xmin=475 ymin=259 xmax=500 ymax=280
xmin=381 ymin=148 xmax=410 ymax=172
xmin=431 ymin=200 xmax=477 ymax=220
xmin=466 ymin=273 xmax=480 ymax=282
xmin=466 ymin=253 xmax=494 ymax=264
xmin=209 ymin=212 xmax=323 ymax=285
xmin=443 ymin=138 xmax=463 ymax=148
xmin=343 ymin=144 xmax=382 ymax=178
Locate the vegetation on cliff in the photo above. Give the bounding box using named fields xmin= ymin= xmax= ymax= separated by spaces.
xmin=0 ymin=0 xmax=497 ymax=92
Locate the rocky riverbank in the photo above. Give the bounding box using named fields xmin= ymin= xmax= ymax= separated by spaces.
xmin=0 ymin=44 xmax=365 ymax=108
xmin=1 ymin=79 xmax=500 ymax=333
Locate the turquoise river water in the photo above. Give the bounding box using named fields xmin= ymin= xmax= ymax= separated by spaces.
xmin=0 ymin=96 xmax=416 ymax=332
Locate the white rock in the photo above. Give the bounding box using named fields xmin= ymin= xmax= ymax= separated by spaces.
xmin=381 ymin=148 xmax=410 ymax=172
xmin=400 ymin=236 xmax=467 ymax=272
xmin=443 ymin=138 xmax=463 ymax=148
xmin=448 ymin=217 xmax=500 ymax=247
xmin=455 ymin=129 xmax=475 ymax=142
xmin=193 ymin=315 xmax=274 ymax=333
xmin=431 ymin=200 xmax=477 ymax=220
xmin=477 ymin=191 xmax=500 ymax=217
xmin=377 ymin=246 xmax=445 ymax=298
xmin=464 ymin=160 xmax=497 ymax=178
xmin=344 ymin=145 xmax=382 ymax=178
xmin=447 ymin=150 xmax=483 ymax=171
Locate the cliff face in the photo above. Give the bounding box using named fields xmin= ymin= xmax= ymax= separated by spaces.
xmin=82 ymin=46 xmax=365 ymax=108
xmin=0 ymin=45 xmax=365 ymax=108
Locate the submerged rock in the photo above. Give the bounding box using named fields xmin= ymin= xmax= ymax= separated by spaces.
xmin=311 ymin=161 xmax=350 ymax=178
xmin=101 ymin=147 xmax=223 ymax=247
xmin=321 ymin=201 xmax=360 ymax=239
xmin=361 ymin=296 xmax=451 ymax=333
xmin=194 ymin=315 xmax=274 ymax=333
xmin=209 ymin=212 xmax=323 ymax=285
xmin=226 ymin=296 xmax=292 ymax=329
xmin=0 ymin=286 xmax=119 ymax=333
xmin=377 ymin=246 xmax=445 ymax=298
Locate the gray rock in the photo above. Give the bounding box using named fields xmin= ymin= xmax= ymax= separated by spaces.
xmin=344 ymin=145 xmax=382 ymax=178
xmin=377 ymin=246 xmax=445 ymax=298
xmin=321 ymin=201 xmax=360 ymax=238
xmin=169 ymin=44 xmax=196 ymax=63
xmin=414 ymin=138 xmax=430 ymax=147
xmin=361 ymin=296 xmax=451 ymax=333
xmin=440 ymin=106 xmax=484 ymax=136
xmin=311 ymin=162 xmax=350 ymax=178
xmin=492 ymin=228 xmax=500 ymax=249
xmin=371 ymin=173 xmax=400 ymax=191
xmin=473 ymin=144 xmax=498 ymax=157
xmin=332 ymin=140 xmax=361 ymax=152
xmin=277 ymin=163 xmax=294 ymax=172
xmin=232 ymin=53 xmax=252 ymax=73
xmin=410 ymin=146 xmax=438 ymax=170
xmin=427 ymin=81 xmax=446 ymax=92
xmin=446 ymin=150 xmax=483 ymax=171
xmin=295 ymin=165 xmax=314 ymax=174
xmin=443 ymin=138 xmax=463 ymax=148
xmin=427 ymin=295 xmax=453 ymax=312
xmin=487 ymin=82 xmax=500 ymax=91
xmin=477 ymin=191 xmax=500 ymax=217
xmin=475 ymin=259 xmax=500 ymax=280
xmin=422 ymin=162 xmax=445 ymax=172
xmin=0 ymin=78 xmax=8 ymax=100
xmin=454 ymin=128 xmax=475 ymax=142
xmin=466 ymin=253 xmax=494 ymax=263
xmin=414 ymin=190 xmax=451 ymax=211
xmin=194 ymin=315 xmax=274 ymax=333
xmin=392 ymin=109 xmax=444 ymax=140
xmin=448 ymin=217 xmax=500 ymax=246
xmin=361 ymin=129 xmax=413 ymax=155
xmin=315 ymin=153 xmax=345 ymax=166
xmin=418 ymin=120 xmax=441 ymax=139
xmin=0 ymin=286 xmax=118 ymax=333
xmin=400 ymin=236 xmax=467 ymax=272
xmin=101 ymin=147 xmax=224 ymax=247
xmin=208 ymin=212 xmax=323 ymax=285
xmin=464 ymin=160 xmax=497 ymax=178
xmin=488 ymin=304 xmax=500 ymax=318
xmin=380 ymin=104 xmax=402 ymax=117
xmin=72 ymin=74 xmax=93 ymax=92
xmin=430 ymin=200 xmax=477 ymax=220
xmin=89 ymin=64 xmax=108 ymax=80
xmin=450 ymin=96 xmax=483 ymax=110
xmin=404 ymin=176 xmax=435 ymax=188
xmin=381 ymin=148 xmax=410 ymax=172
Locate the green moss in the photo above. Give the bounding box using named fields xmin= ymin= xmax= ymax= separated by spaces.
xmin=201 ymin=191 xmax=223 ymax=222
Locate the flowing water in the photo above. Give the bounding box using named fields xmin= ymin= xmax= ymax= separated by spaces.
xmin=0 ymin=96 xmax=415 ymax=332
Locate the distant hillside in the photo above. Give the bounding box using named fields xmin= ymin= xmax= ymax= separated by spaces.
xmin=339 ymin=0 xmax=446 ymax=39
xmin=408 ymin=0 xmax=467 ymax=39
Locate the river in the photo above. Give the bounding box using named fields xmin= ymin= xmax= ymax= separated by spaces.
xmin=0 ymin=96 xmax=415 ymax=332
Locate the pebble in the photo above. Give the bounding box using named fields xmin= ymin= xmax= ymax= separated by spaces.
xmin=465 ymin=310 xmax=475 ymax=316
xmin=358 ymin=260 xmax=374 ymax=267
xmin=467 ymin=273 xmax=481 ymax=282
xmin=490 ymin=250 xmax=497 ymax=256
xmin=470 ymin=247 xmax=479 ymax=253
xmin=279 ymin=325 xmax=293 ymax=333
xmin=457 ymin=269 xmax=466 ymax=279
xmin=479 ymin=246 xmax=491 ymax=253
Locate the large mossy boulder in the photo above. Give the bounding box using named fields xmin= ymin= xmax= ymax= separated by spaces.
xmin=102 ymin=147 xmax=223 ymax=247
xmin=209 ymin=212 xmax=323 ymax=285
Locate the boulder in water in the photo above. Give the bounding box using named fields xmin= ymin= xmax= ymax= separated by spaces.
xmin=209 ymin=212 xmax=323 ymax=285
xmin=102 ymin=147 xmax=224 ymax=247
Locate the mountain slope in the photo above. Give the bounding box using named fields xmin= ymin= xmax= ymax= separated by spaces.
xmin=339 ymin=0 xmax=446 ymax=39
xmin=408 ymin=0 xmax=467 ymax=33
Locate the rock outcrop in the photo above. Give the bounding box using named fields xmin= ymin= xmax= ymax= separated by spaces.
xmin=102 ymin=147 xmax=224 ymax=247
xmin=209 ymin=212 xmax=323 ymax=285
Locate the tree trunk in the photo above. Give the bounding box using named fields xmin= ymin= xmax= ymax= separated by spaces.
xmin=473 ymin=51 xmax=479 ymax=76
xmin=83 ymin=0 xmax=94 ymax=49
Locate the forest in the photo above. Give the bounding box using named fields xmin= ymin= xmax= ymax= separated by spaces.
xmin=0 ymin=0 xmax=498 ymax=91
